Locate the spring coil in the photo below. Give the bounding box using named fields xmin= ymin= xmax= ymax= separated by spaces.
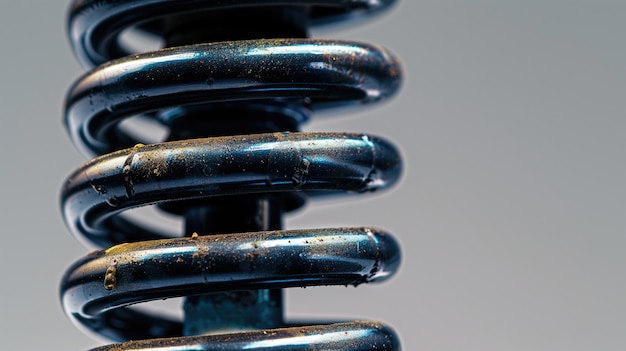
xmin=60 ymin=0 xmax=404 ymax=350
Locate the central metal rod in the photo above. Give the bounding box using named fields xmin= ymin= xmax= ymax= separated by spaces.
xmin=182 ymin=197 xmax=284 ymax=335
xmin=165 ymin=6 xmax=308 ymax=336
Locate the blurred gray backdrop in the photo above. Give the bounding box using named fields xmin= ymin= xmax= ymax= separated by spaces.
xmin=1 ymin=1 xmax=624 ymax=350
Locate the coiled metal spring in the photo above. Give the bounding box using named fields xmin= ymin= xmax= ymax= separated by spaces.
xmin=60 ymin=0 xmax=403 ymax=350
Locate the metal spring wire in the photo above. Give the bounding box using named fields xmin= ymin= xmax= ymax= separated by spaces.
xmin=60 ymin=0 xmax=404 ymax=350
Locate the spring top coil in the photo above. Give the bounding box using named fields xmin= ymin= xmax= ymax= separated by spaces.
xmin=68 ymin=0 xmax=397 ymax=68
xmin=61 ymin=0 xmax=404 ymax=350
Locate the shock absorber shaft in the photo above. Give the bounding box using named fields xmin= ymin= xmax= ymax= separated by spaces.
xmin=167 ymin=9 xmax=299 ymax=335
xmin=182 ymin=199 xmax=284 ymax=335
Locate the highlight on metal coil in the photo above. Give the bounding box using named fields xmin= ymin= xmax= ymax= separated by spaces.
xmin=68 ymin=0 xmax=397 ymax=67
xmin=62 ymin=227 xmax=400 ymax=341
xmin=60 ymin=0 xmax=404 ymax=350
xmin=65 ymin=39 xmax=401 ymax=156
xmin=88 ymin=322 xmax=400 ymax=351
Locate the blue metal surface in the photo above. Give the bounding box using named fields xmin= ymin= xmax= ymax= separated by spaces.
xmin=60 ymin=0 xmax=404 ymax=349
xmin=61 ymin=228 xmax=400 ymax=341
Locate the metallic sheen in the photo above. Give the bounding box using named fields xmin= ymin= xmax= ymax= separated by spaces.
xmin=61 ymin=228 xmax=400 ymax=341
xmin=60 ymin=0 xmax=404 ymax=349
xmin=89 ymin=321 xmax=400 ymax=351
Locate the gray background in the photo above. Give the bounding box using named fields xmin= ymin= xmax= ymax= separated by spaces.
xmin=1 ymin=0 xmax=624 ymax=350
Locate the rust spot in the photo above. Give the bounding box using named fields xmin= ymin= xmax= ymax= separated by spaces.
xmin=104 ymin=264 xmax=117 ymax=290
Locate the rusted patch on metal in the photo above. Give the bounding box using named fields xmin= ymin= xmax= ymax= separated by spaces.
xmin=104 ymin=262 xmax=117 ymax=290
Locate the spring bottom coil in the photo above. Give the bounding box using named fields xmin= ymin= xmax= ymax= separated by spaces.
xmin=62 ymin=226 xmax=400 ymax=343
xmin=61 ymin=1 xmax=404 ymax=350
xmin=89 ymin=322 xmax=399 ymax=351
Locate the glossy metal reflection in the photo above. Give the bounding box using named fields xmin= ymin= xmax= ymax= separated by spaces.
xmin=61 ymin=0 xmax=404 ymax=349
xmin=61 ymin=228 xmax=400 ymax=341
xmin=61 ymin=132 xmax=401 ymax=248
xmin=65 ymin=39 xmax=401 ymax=156
xmin=68 ymin=0 xmax=397 ymax=67
xmin=89 ymin=321 xmax=400 ymax=351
